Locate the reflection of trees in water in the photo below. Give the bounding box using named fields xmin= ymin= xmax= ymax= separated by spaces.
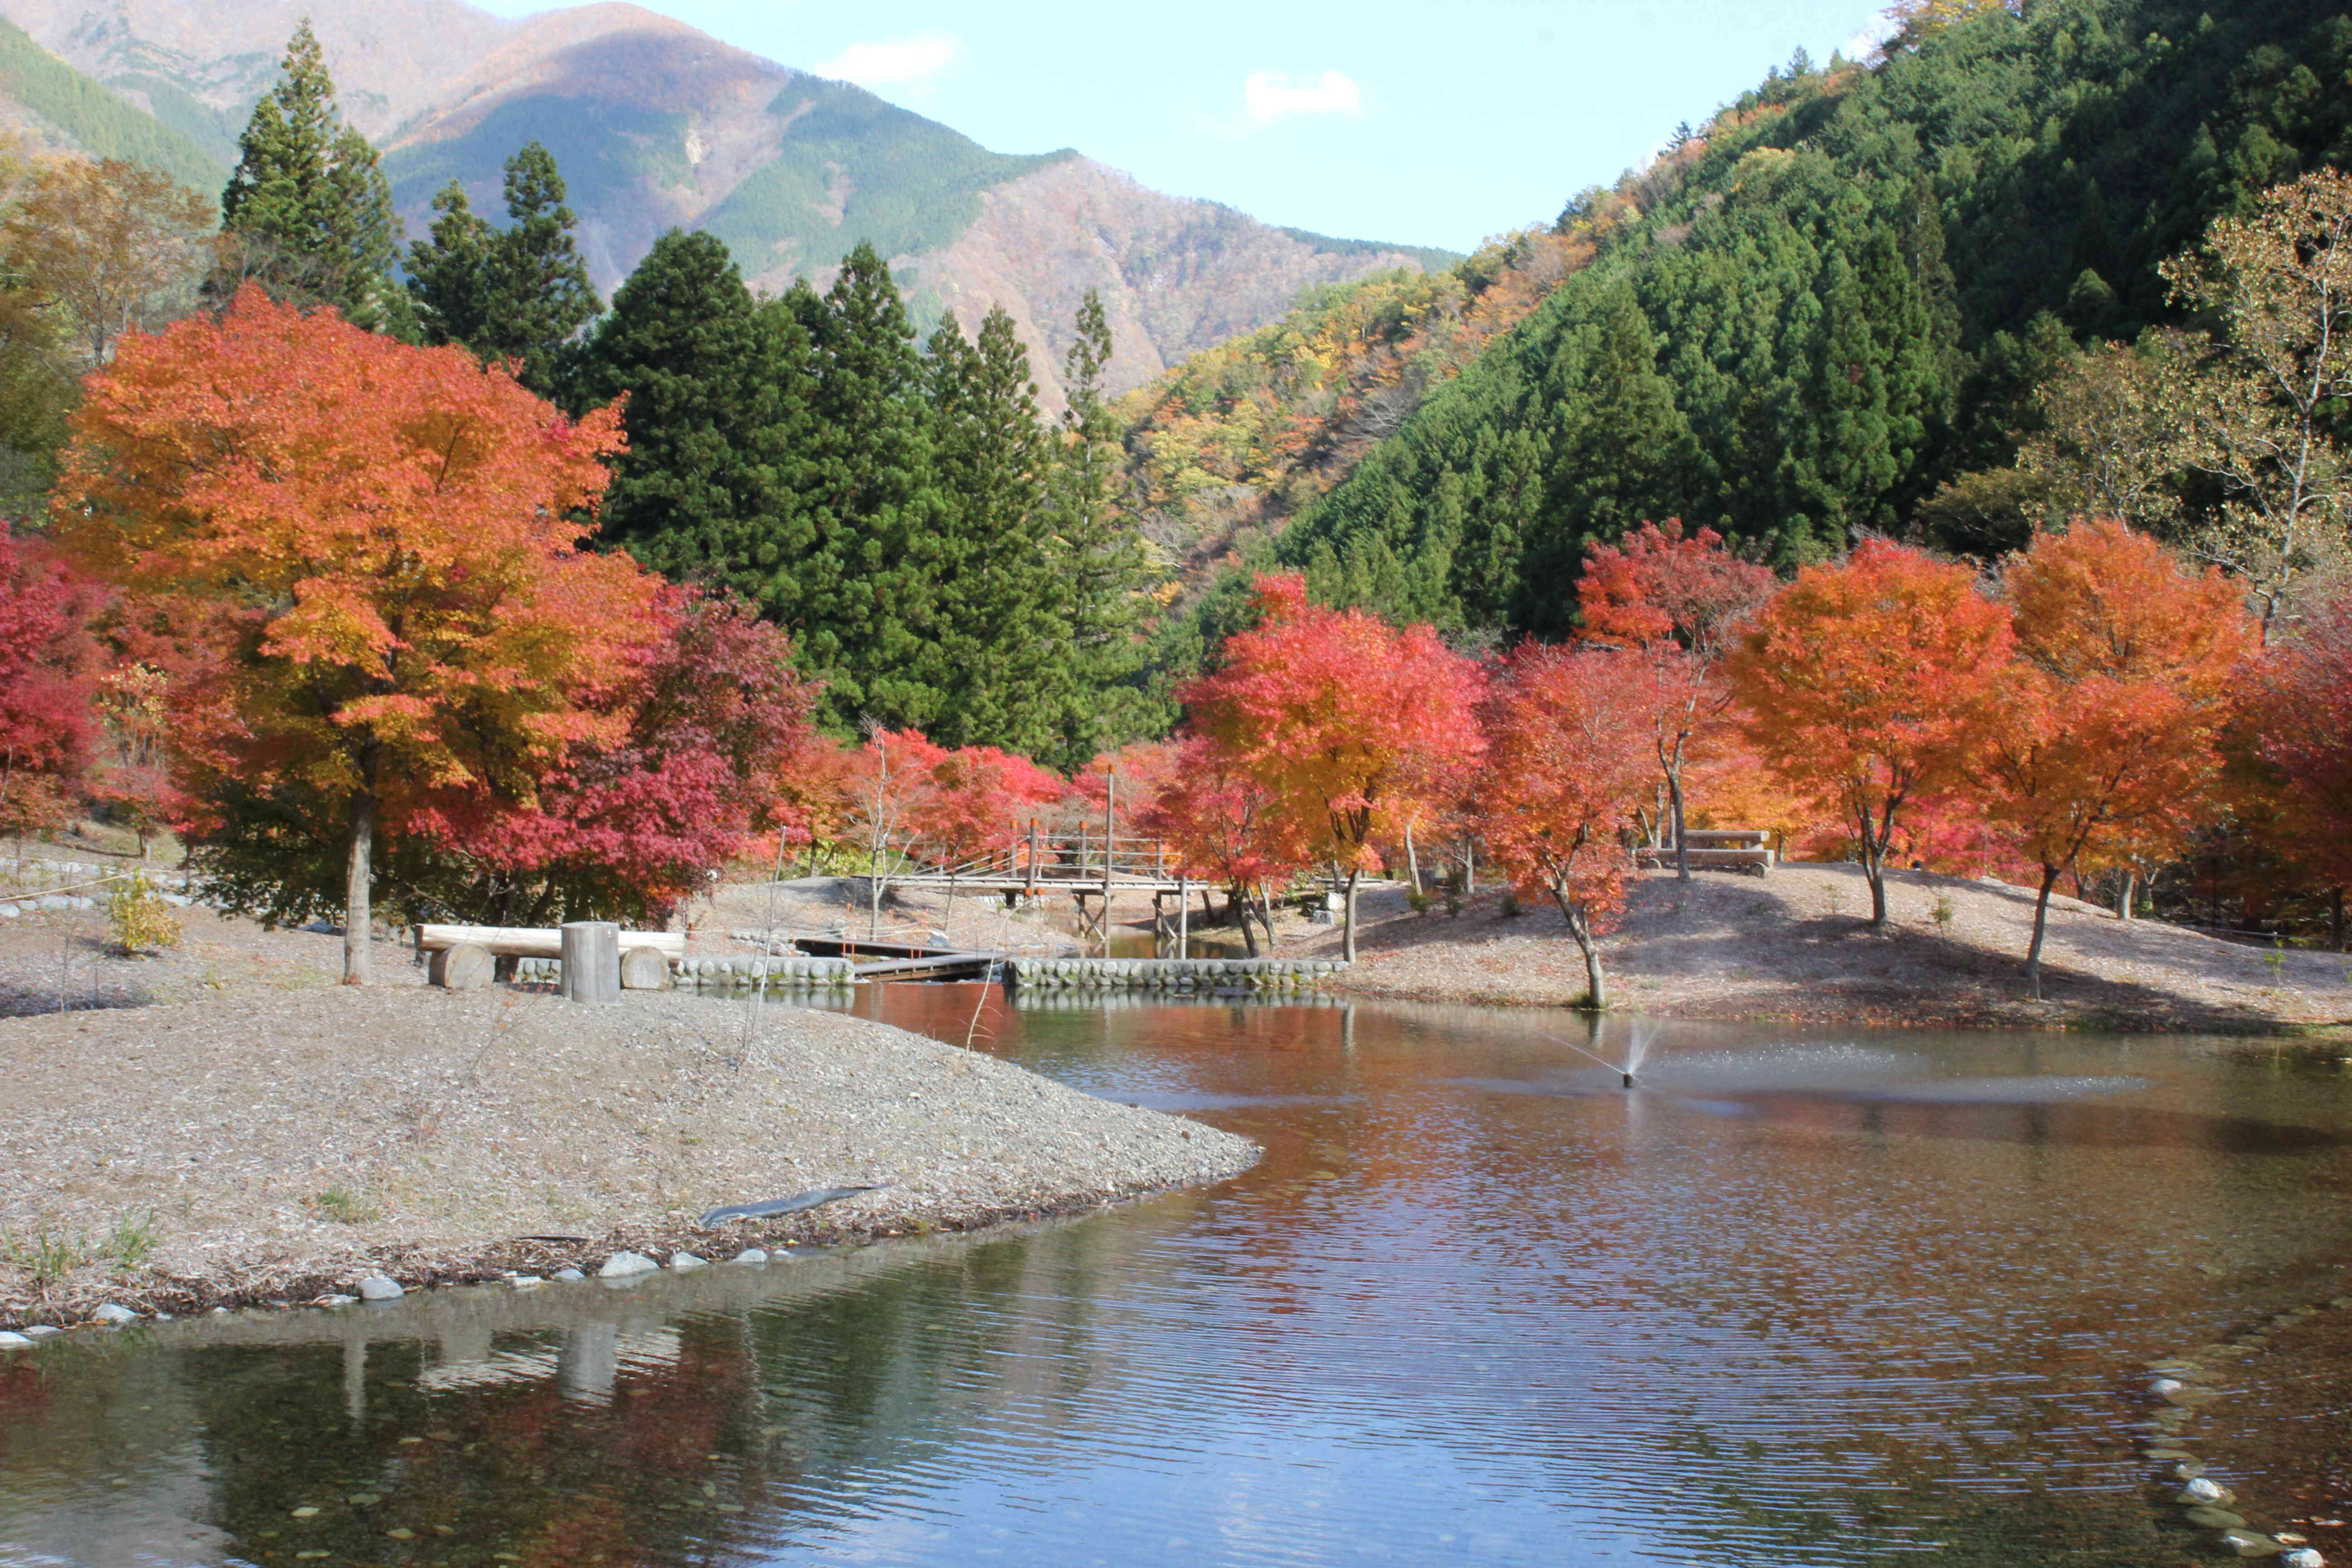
xmin=0 ymin=1212 xmax=1205 ymax=1565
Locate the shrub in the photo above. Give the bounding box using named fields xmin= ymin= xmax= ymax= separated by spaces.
xmin=106 ymin=869 xmax=181 ymax=955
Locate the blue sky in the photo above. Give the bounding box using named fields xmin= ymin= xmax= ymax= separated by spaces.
xmin=475 ymin=0 xmax=1894 ymax=254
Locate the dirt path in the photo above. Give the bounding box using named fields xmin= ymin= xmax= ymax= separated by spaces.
xmin=1304 ymin=863 xmax=2352 ymax=1033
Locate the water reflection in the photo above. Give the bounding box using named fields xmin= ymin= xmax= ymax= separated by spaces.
xmin=3 ymin=997 xmax=2348 ymax=1567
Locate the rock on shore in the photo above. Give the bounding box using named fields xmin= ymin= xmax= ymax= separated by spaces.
xmin=0 ymin=989 xmax=1258 ymax=1326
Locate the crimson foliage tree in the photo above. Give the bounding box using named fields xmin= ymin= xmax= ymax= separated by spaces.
xmin=1181 ymin=575 xmax=1484 ymax=961
xmin=0 ymin=524 xmax=95 ymax=845
xmin=1475 ymin=642 xmax=1656 ymax=1009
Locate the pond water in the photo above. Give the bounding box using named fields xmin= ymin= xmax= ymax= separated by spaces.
xmin=4 ymin=990 xmax=2349 ymax=1568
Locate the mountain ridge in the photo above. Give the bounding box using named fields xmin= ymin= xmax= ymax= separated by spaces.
xmin=0 ymin=0 xmax=1457 ymax=403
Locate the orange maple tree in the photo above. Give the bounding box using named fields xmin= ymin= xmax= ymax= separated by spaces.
xmin=1727 ymin=539 xmax=2014 ymax=927
xmin=1179 ymin=574 xmax=1484 ymax=960
xmin=1577 ymin=519 xmax=1776 ymax=878
xmin=2259 ymin=588 xmax=2352 ymax=948
xmin=1475 ymin=642 xmax=1656 ymax=1009
xmin=53 ymin=285 xmax=652 ymax=982
xmin=1985 ymin=521 xmax=2253 ymax=994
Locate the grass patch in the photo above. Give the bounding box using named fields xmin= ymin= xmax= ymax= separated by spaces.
xmin=311 ymin=1188 xmax=380 ymax=1225
xmin=0 ymin=1212 xmax=162 ymax=1284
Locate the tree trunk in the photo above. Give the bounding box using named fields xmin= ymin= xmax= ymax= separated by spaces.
xmin=343 ymin=781 xmax=375 ymax=986
xmin=1236 ymin=889 xmax=1259 ymax=957
xmin=1562 ymin=903 xmax=1606 ymax=1010
xmin=1859 ymin=822 xmax=1889 ymax=927
xmin=1342 ymin=867 xmax=1360 ymax=963
xmin=1405 ymin=820 xmax=1420 ymax=893
xmin=2331 ymin=886 xmax=2346 ymax=953
xmin=2115 ymin=867 xmax=2136 ymax=922
xmin=2025 ymin=863 xmax=2062 ymax=1000
xmin=1668 ymin=764 xmax=1690 ymax=882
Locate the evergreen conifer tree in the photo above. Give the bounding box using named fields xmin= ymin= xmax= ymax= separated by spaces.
xmin=798 ymin=241 xmax=942 ymax=732
xmin=1048 ymin=289 xmax=1157 ymax=762
xmin=405 ymin=181 xmax=496 ymax=348
xmin=576 ymin=230 xmax=812 ymax=604
xmin=407 ymin=142 xmax=599 ymax=397
xmin=217 ymin=21 xmax=402 ymax=330
xmin=923 ymin=305 xmax=1068 ymax=755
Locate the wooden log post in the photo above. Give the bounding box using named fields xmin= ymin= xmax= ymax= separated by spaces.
xmin=429 ymin=943 xmax=493 ymax=990
xmin=559 ymin=921 xmax=622 ymax=1004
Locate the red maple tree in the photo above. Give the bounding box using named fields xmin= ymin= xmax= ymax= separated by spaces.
xmin=411 ymin=588 xmax=823 ymax=926
xmin=0 ymin=523 xmax=95 ymax=846
xmin=1577 ymin=519 xmax=1777 ymax=878
xmin=1134 ymin=735 xmax=1305 ymax=954
xmin=1180 ymin=574 xmax=1485 ymax=960
xmin=1475 ymin=642 xmax=1656 ymax=1008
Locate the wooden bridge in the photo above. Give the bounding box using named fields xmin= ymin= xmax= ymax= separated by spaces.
xmin=885 ymin=818 xmax=1203 ymax=951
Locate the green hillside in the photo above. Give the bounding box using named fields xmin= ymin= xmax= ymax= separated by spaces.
xmin=701 ymin=78 xmax=1073 ymax=275
xmin=1258 ymin=0 xmax=2352 ymax=640
xmin=385 ymin=95 xmax=696 ymax=221
xmin=0 ymin=17 xmax=227 ymax=196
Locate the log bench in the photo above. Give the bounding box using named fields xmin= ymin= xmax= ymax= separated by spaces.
xmin=1636 ymin=830 xmax=1777 ymax=872
xmin=415 ymin=923 xmax=684 ymax=992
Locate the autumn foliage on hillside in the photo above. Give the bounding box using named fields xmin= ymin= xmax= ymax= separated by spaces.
xmin=1117 ymin=230 xmax=1594 ymax=579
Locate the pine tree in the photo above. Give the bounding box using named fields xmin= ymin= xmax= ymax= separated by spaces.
xmin=1049 ymin=289 xmax=1156 ymax=763
xmin=922 ymin=305 xmax=1069 ymax=755
xmin=799 ymin=241 xmax=942 ymax=732
xmin=407 ymin=142 xmax=599 ymax=397
xmin=217 ymin=21 xmax=401 ymax=330
xmin=576 ymin=230 xmax=812 ymax=606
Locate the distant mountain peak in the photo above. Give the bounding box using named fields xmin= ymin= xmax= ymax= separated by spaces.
xmin=0 ymin=0 xmax=1458 ymax=403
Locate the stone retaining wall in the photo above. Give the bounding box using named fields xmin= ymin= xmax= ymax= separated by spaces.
xmin=1006 ymin=957 xmax=1344 ymax=993
xmin=513 ymin=954 xmax=858 ymax=990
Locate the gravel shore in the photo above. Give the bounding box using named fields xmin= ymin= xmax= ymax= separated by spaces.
xmin=0 ymin=986 xmax=1258 ymax=1328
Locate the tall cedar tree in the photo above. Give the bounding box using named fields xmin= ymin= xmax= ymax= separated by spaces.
xmin=577 ymin=231 xmax=814 ymax=612
xmin=217 ymin=22 xmax=403 ymax=332
xmin=56 ymin=287 xmax=650 ymax=984
xmin=407 ymin=142 xmax=600 ymax=396
xmin=922 ymin=306 xmax=1073 ymax=756
xmin=1051 ymin=289 xmax=1156 ymax=761
xmin=1727 ymin=539 xmax=2013 ymax=928
xmin=799 ymin=241 xmax=941 ymax=732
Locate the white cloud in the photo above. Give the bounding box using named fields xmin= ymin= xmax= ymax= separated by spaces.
xmin=1841 ymin=14 xmax=1902 ymax=63
xmin=814 ymin=33 xmax=963 ymax=93
xmin=1242 ymin=69 xmax=1365 ymax=125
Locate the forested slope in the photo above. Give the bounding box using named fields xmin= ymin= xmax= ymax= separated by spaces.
xmin=0 ymin=17 xmax=222 ymax=193
xmin=1265 ymin=0 xmax=2352 ymax=640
